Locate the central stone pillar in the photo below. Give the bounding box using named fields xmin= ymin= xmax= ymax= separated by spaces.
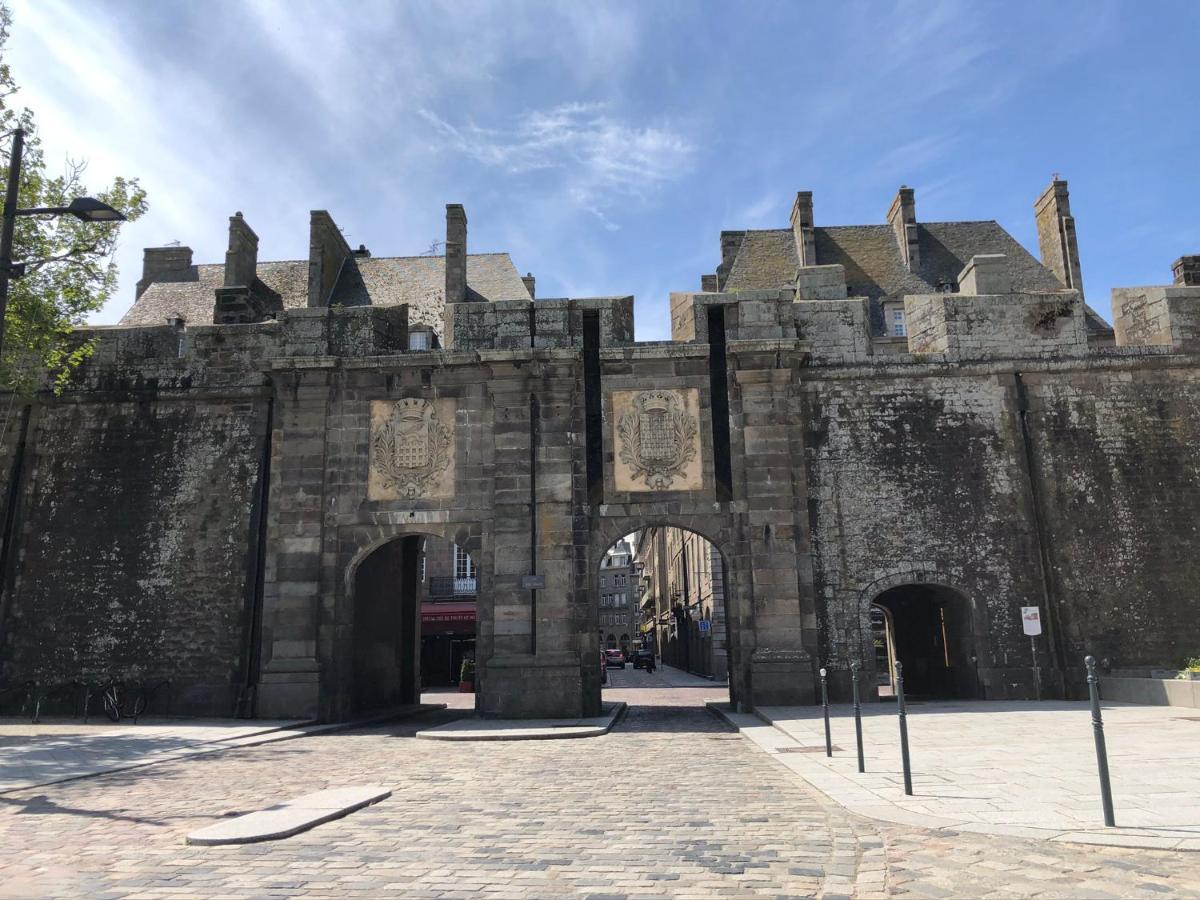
xmin=731 ymin=346 xmax=818 ymax=707
xmin=477 ymin=357 xmax=585 ymax=718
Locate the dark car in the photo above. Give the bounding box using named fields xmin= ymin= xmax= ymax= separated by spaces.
xmin=632 ymin=648 xmax=655 ymax=670
xmin=604 ymin=648 xmax=626 ymax=669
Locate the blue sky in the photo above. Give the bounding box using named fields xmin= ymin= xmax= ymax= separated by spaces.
xmin=9 ymin=0 xmax=1200 ymax=339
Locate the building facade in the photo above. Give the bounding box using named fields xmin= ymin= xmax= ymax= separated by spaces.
xmin=1 ymin=180 xmax=1198 ymax=720
xmin=636 ymin=527 xmax=728 ymax=680
xmin=597 ymin=538 xmax=637 ymax=656
xmin=417 ymin=538 xmax=477 ymax=686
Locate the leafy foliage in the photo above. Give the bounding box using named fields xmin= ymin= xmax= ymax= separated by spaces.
xmin=0 ymin=3 xmax=147 ymax=392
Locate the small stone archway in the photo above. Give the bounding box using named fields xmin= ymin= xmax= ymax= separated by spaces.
xmin=325 ymin=521 xmax=484 ymax=721
xmin=588 ymin=514 xmax=746 ymax=707
xmin=859 ymin=570 xmax=984 ymax=700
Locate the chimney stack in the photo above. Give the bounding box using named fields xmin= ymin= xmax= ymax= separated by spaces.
xmin=716 ymin=230 xmax=746 ymax=291
xmin=522 ymin=272 xmax=536 ymax=299
xmin=1034 ymin=177 xmax=1084 ymax=297
xmin=1172 ymin=255 xmax=1200 ymax=287
xmin=445 ymin=204 xmax=468 ymax=304
xmin=137 ymin=245 xmax=194 ymax=298
xmin=887 ymin=186 xmax=920 ymax=270
xmin=306 ymin=210 xmax=353 ymax=308
xmin=224 ymin=212 xmax=259 ymax=288
xmin=790 ymin=191 xmax=816 ymax=267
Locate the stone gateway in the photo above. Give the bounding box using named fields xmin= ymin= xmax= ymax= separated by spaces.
xmin=1 ymin=179 xmax=1198 ymax=721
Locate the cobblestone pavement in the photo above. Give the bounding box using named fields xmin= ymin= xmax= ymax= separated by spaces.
xmin=0 ymin=675 xmax=1197 ymax=898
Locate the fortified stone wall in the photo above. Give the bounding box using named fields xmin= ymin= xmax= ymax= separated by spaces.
xmin=1023 ymin=361 xmax=1200 ymax=679
xmin=0 ymin=396 xmax=270 ymax=715
xmin=802 ymin=367 xmax=1046 ymax=699
xmin=1 ymin=266 xmax=1198 ymax=719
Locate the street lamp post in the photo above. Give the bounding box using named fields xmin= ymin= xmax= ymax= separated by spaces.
xmin=0 ymin=128 xmax=126 ymax=363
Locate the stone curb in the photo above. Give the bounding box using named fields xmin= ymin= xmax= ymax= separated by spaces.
xmin=416 ymin=701 xmax=626 ymax=741
xmin=706 ymin=701 xmax=1197 ymax=853
xmin=0 ymin=703 xmax=445 ymax=796
xmin=186 ymin=785 xmax=392 ymax=845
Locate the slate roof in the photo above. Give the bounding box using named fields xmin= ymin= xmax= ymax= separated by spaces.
xmin=723 ymin=221 xmax=1113 ymax=334
xmin=119 ymin=253 xmax=531 ymax=326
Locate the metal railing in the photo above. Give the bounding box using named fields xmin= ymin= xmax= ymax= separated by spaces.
xmin=429 ymin=576 xmax=478 ymax=598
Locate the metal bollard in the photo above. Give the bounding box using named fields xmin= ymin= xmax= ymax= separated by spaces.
xmin=895 ymin=661 xmax=913 ymax=796
xmin=820 ymin=667 xmax=831 ymax=757
xmin=1085 ymin=655 xmax=1116 ymax=827
xmin=851 ymin=660 xmax=865 ymax=773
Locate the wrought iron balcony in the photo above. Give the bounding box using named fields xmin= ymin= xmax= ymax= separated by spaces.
xmin=429 ymin=576 xmax=478 ymax=598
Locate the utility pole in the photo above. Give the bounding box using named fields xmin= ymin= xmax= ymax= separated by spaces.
xmin=0 ymin=128 xmax=26 ymax=359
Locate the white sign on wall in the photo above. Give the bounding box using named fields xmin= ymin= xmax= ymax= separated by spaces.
xmin=1021 ymin=606 xmax=1043 ymax=636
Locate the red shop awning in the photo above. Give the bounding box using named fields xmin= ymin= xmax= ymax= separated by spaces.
xmin=421 ymin=601 xmax=476 ymax=635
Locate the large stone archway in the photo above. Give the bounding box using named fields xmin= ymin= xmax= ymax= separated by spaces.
xmin=588 ymin=514 xmax=747 ymax=708
xmin=321 ymin=522 xmax=485 ymax=721
xmin=253 ymin=336 xmax=822 ymax=721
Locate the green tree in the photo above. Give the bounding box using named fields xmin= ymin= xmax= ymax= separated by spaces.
xmin=0 ymin=2 xmax=147 ymax=393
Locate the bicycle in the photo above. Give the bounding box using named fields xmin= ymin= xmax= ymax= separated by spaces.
xmin=100 ymin=680 xmax=147 ymax=722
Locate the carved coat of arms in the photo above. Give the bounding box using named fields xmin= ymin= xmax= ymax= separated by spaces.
xmin=370 ymin=399 xmax=452 ymax=498
xmin=616 ymin=390 xmax=699 ymax=490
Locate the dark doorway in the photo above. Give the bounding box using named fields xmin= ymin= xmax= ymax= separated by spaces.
xmin=351 ymin=536 xmax=422 ymax=711
xmin=872 ymin=583 xmax=977 ymax=700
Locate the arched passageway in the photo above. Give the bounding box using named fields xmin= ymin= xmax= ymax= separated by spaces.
xmin=350 ymin=534 xmax=479 ymax=711
xmin=596 ymin=526 xmax=731 ymax=706
xmin=352 ymin=536 xmax=423 ymax=712
xmin=872 ymin=583 xmax=978 ymax=700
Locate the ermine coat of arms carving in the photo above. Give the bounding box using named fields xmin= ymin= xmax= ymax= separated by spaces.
xmin=614 ymin=389 xmax=702 ymax=491
xmin=368 ymin=398 xmax=455 ymax=499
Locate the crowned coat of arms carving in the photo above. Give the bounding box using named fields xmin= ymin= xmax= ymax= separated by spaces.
xmin=368 ymin=399 xmax=454 ymax=499
xmin=614 ymin=389 xmax=701 ymax=491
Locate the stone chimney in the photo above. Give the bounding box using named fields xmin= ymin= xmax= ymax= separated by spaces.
xmin=214 ymin=212 xmax=282 ymax=324
xmin=1034 ymin=177 xmax=1084 ymax=297
xmin=957 ymin=254 xmax=1011 ymax=295
xmin=1172 ymin=255 xmax=1200 ymax=287
xmin=790 ymin=191 xmax=816 ymax=267
xmin=136 ymin=245 xmax=194 ymax=299
xmin=700 ymin=274 xmax=718 ymax=292
xmin=522 ymin=272 xmax=536 ymax=299
xmin=445 ymin=204 xmax=468 ymax=304
xmin=715 ymin=230 xmax=745 ymax=291
xmin=224 ymin=212 xmax=259 ymax=288
xmin=887 ymin=186 xmax=920 ymax=270
xmin=306 ymin=210 xmax=353 ymax=308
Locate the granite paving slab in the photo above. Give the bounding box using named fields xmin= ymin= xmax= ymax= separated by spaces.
xmin=186 ymin=786 xmax=392 ymax=845
xmin=415 ymin=701 xmax=626 ymax=740
xmin=709 ymin=699 xmax=1200 ymax=851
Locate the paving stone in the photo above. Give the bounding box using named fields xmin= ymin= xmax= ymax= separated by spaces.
xmin=0 ymin=682 xmax=1198 ymax=897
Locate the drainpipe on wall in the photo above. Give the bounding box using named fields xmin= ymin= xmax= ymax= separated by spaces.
xmin=237 ymin=393 xmax=274 ymax=718
xmin=1011 ymin=371 xmax=1067 ymax=693
xmin=0 ymin=405 xmax=31 ymax=658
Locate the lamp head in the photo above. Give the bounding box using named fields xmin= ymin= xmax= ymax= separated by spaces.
xmin=66 ymin=197 xmax=126 ymax=223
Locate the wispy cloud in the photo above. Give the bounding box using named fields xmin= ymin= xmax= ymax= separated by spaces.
xmin=418 ymin=103 xmax=695 ymax=229
xmin=3 ymin=0 xmax=1173 ymax=341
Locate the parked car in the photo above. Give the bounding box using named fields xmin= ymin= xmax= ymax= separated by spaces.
xmin=632 ymin=648 xmax=655 ymax=670
xmin=604 ymin=648 xmax=626 ymax=669
xmin=600 ymin=650 xmax=608 ymax=684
